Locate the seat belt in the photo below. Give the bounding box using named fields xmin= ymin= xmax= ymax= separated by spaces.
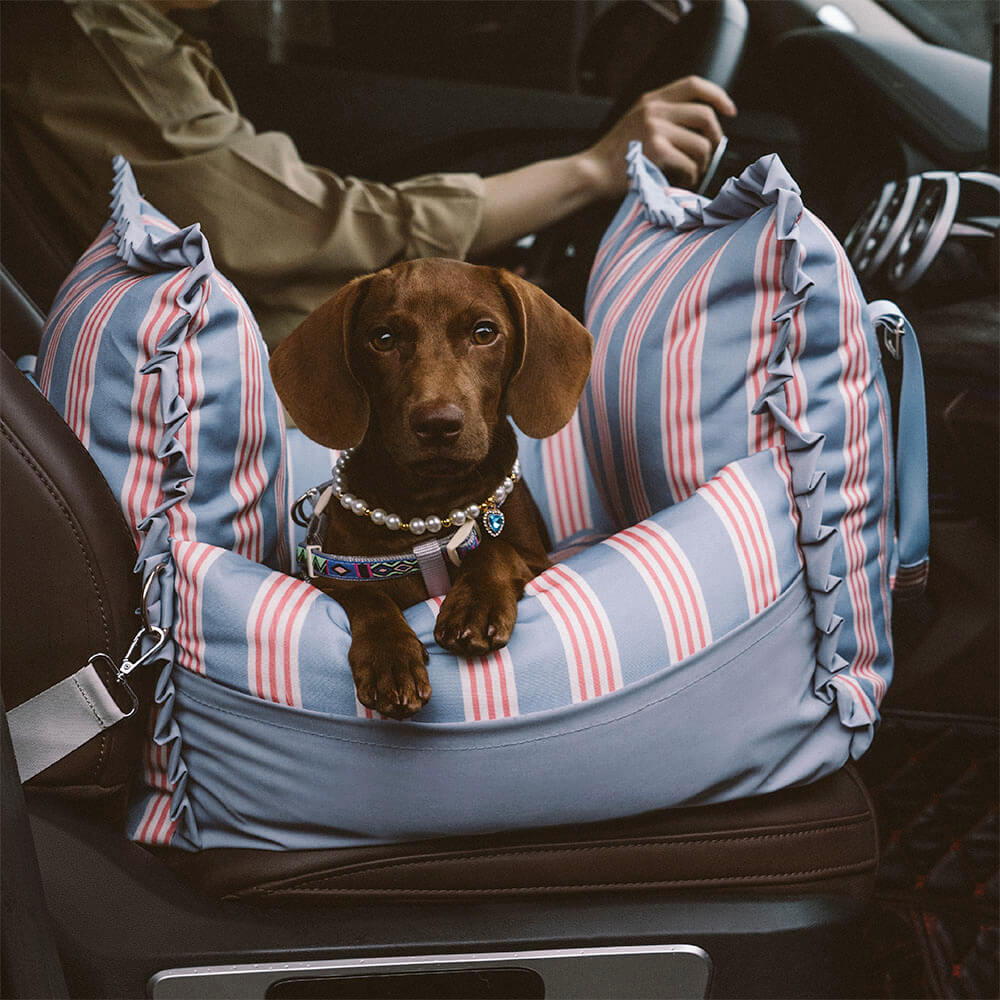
xmin=6 ymin=571 xmax=166 ymax=783
xmin=8 ymin=662 xmax=135 ymax=782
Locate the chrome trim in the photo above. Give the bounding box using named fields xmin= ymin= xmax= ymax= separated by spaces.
xmin=149 ymin=943 xmax=712 ymax=999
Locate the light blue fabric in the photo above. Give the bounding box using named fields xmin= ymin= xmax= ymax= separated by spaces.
xmin=163 ymin=574 xmax=843 ymax=850
xmin=869 ymin=301 xmax=930 ymax=580
xmin=36 ymin=157 xmax=295 ymax=594
xmin=128 ymin=442 xmax=846 ymax=849
xmin=582 ymin=143 xmax=930 ymax=753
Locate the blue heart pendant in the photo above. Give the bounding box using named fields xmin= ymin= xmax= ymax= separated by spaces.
xmin=483 ymin=504 xmax=505 ymax=538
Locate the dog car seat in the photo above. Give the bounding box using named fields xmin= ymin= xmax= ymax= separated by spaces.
xmin=2 ymin=238 xmax=879 ymax=997
xmin=1 ymin=331 xmax=879 ymax=996
xmin=20 ymin=158 xmax=887 ymax=856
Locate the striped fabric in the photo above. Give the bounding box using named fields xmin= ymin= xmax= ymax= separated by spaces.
xmin=36 ymin=157 xmax=293 ymax=575
xmin=513 ymin=413 xmax=614 ymax=546
xmin=581 ymin=145 xmax=901 ymax=746
xmin=115 ymin=148 xmax=921 ymax=851
xmin=128 ymin=446 xmax=807 ymax=848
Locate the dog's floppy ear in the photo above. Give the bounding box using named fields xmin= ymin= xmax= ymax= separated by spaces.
xmin=269 ymin=276 xmax=371 ymax=449
xmin=498 ymin=270 xmax=593 ymax=438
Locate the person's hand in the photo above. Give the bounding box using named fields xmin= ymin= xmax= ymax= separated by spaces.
xmin=471 ymin=76 xmax=736 ymax=255
xmin=578 ymin=76 xmax=737 ymax=195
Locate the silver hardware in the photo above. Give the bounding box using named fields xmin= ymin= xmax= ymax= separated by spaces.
xmin=118 ymin=625 xmax=168 ymax=680
xmin=149 ymin=943 xmax=713 ymax=999
xmin=303 ymin=543 xmax=321 ymax=579
xmin=139 ymin=562 xmax=165 ymax=631
xmin=881 ymin=315 xmax=905 ymax=361
xmin=292 ymin=487 xmax=320 ymax=527
xmin=86 ymin=652 xmax=139 ymax=719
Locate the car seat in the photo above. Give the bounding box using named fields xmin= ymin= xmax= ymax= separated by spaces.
xmin=1 ymin=163 xmax=880 ymax=997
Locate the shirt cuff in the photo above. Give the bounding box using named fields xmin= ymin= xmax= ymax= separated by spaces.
xmin=395 ymin=172 xmax=486 ymax=262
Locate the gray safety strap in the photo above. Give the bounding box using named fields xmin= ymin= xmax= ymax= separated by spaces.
xmin=6 ymin=566 xmax=166 ymax=783
xmin=7 ymin=661 xmax=130 ymax=782
xmin=413 ymin=538 xmax=453 ymax=597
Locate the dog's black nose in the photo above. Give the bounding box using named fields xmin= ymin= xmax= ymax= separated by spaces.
xmin=410 ymin=403 xmax=465 ymax=443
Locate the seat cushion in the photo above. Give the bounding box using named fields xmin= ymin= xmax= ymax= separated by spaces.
xmin=35 ymin=156 xmax=293 ymax=577
xmin=581 ymin=146 xmax=928 ymax=755
xmin=128 ymin=446 xmax=864 ymax=852
xmin=165 ymin=765 xmax=877 ymax=901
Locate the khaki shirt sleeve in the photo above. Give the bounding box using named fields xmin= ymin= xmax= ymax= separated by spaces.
xmin=135 ymin=135 xmax=485 ymax=348
xmin=63 ymin=0 xmax=485 ymax=348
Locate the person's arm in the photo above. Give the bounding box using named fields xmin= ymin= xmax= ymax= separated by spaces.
xmin=470 ymin=76 xmax=737 ymax=256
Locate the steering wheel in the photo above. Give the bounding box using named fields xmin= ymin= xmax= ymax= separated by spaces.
xmin=579 ymin=0 xmax=748 ymax=104
xmin=522 ymin=0 xmax=749 ymax=318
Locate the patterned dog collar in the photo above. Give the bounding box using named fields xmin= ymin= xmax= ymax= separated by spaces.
xmin=297 ymin=521 xmax=481 ymax=597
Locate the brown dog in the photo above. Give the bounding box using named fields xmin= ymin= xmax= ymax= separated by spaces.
xmin=270 ymin=258 xmax=592 ymax=719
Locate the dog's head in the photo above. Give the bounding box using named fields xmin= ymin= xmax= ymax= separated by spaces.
xmin=270 ymin=258 xmax=592 ymax=476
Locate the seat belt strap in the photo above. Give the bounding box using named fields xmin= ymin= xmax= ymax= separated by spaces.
xmin=6 ymin=567 xmax=167 ymax=783
xmin=7 ymin=661 xmax=131 ymax=782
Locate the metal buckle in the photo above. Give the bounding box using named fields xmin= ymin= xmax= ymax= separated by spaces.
xmin=86 ymin=652 xmax=139 ymax=719
xmin=292 ymin=481 xmax=336 ymax=528
xmin=881 ymin=315 xmax=905 ymax=362
xmin=89 ymin=563 xmax=170 ymax=718
xmin=302 ymin=543 xmax=321 ymax=579
xmin=292 ymin=487 xmax=319 ymax=527
xmin=85 ymin=618 xmax=166 ymax=722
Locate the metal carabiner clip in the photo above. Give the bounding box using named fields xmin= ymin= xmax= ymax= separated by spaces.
xmin=118 ymin=625 xmax=169 ymax=680
xmin=119 ymin=562 xmax=170 ymax=685
xmin=140 ymin=562 xmax=166 ymax=632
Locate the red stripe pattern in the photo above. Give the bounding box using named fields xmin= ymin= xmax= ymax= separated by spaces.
xmin=604 ymin=521 xmax=711 ymax=664
xmin=218 ymin=279 xmax=270 ymax=564
xmin=587 ymin=229 xmax=695 ymax=522
xmin=540 ymin=412 xmax=593 ymax=542
xmin=119 ymin=271 xmax=191 ymax=545
xmin=659 ymin=237 xmax=732 ymax=505
xmin=527 ymin=563 xmax=622 ymax=701
xmin=245 ymin=570 xmax=320 ymax=706
xmin=134 ymin=790 xmax=178 ymax=847
xmin=699 ymin=462 xmax=781 ymax=617
xmin=821 ymin=219 xmax=880 ymax=714
xmin=745 ymin=217 xmax=783 ymax=454
xmin=39 ymin=237 xmax=118 ymax=395
xmin=425 ymin=597 xmax=520 ymax=720
xmin=174 ymin=541 xmax=224 ymax=675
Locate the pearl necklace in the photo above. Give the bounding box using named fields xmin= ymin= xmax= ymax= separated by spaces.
xmin=331 ymin=449 xmax=521 ymax=538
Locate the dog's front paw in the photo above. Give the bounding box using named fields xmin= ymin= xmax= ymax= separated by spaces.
xmin=434 ymin=581 xmax=518 ymax=657
xmin=349 ymin=631 xmax=431 ymax=720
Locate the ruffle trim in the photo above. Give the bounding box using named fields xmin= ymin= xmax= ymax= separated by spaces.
xmin=628 ymin=143 xmax=875 ymax=741
xmin=111 ymin=155 xmax=207 ymax=849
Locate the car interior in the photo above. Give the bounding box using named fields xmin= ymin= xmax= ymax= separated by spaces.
xmin=2 ymin=1 xmax=997 ymax=998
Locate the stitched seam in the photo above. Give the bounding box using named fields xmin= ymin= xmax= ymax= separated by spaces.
xmin=176 ymin=585 xmax=812 ymax=752
xmin=245 ymin=859 xmax=876 ymax=898
xmin=242 ymin=818 xmax=872 ymax=894
xmin=71 ymin=674 xmax=110 ymax=726
xmin=2 ymin=421 xmax=123 ymax=780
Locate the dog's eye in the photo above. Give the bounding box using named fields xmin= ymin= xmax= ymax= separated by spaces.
xmin=471 ymin=322 xmax=499 ymax=346
xmin=369 ymin=328 xmax=396 ymax=352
